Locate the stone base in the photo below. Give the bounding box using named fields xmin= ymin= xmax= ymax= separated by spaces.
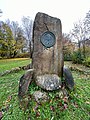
xmin=18 ymin=69 xmax=34 ymax=97
xmin=63 ymin=66 xmax=74 ymax=90
xmin=33 ymin=91 xmax=49 ymax=104
xmin=36 ymin=74 xmax=62 ymax=91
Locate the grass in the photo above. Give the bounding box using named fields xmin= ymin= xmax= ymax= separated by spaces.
xmin=27 ymin=71 xmax=90 ymax=120
xmin=0 ymin=58 xmax=31 ymax=73
xmin=0 ymin=59 xmax=90 ymax=120
xmin=0 ymin=71 xmax=27 ymax=120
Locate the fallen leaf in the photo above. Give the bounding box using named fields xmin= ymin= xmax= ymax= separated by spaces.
xmin=58 ymin=102 xmax=63 ymax=107
xmin=63 ymin=104 xmax=68 ymax=109
xmin=0 ymin=111 xmax=3 ymax=119
xmin=50 ymin=106 xmax=54 ymax=111
xmin=63 ymin=97 xmax=68 ymax=103
xmin=36 ymin=111 xmax=40 ymax=117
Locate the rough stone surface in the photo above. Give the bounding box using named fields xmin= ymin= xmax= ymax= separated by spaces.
xmin=63 ymin=66 xmax=74 ymax=90
xmin=36 ymin=74 xmax=62 ymax=91
xmin=33 ymin=90 xmax=49 ymax=103
xmin=58 ymin=89 xmax=69 ymax=99
xmin=32 ymin=12 xmax=63 ymax=77
xmin=18 ymin=69 xmax=34 ymax=97
xmin=11 ymin=67 xmax=20 ymax=72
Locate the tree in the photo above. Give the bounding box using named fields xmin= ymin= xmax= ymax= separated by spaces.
xmin=71 ymin=20 xmax=85 ymax=43
xmin=10 ymin=21 xmax=20 ymax=40
xmin=0 ymin=22 xmax=15 ymax=58
xmin=15 ymin=27 xmax=26 ymax=54
xmin=21 ymin=16 xmax=33 ymax=57
xmin=70 ymin=20 xmax=87 ymax=62
xmin=62 ymin=33 xmax=75 ymax=61
xmin=84 ymin=10 xmax=90 ymax=38
xmin=6 ymin=20 xmax=26 ymax=57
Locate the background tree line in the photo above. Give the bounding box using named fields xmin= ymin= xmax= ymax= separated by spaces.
xmin=0 ymin=15 xmax=33 ymax=58
xmin=0 ymin=9 xmax=90 ymax=66
xmin=63 ymin=10 xmax=90 ymax=66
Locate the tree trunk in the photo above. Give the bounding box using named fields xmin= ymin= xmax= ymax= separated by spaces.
xmin=83 ymin=41 xmax=86 ymax=58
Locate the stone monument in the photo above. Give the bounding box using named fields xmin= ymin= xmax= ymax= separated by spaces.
xmin=18 ymin=12 xmax=74 ymax=105
xmin=32 ymin=12 xmax=63 ymax=76
xmin=32 ymin=12 xmax=63 ymax=90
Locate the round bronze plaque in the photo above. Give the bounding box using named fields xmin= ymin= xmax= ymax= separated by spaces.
xmin=40 ymin=31 xmax=56 ymax=48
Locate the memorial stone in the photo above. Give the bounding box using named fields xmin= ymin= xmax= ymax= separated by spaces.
xmin=18 ymin=12 xmax=74 ymax=105
xmin=32 ymin=12 xmax=63 ymax=90
xmin=32 ymin=12 xmax=63 ymax=77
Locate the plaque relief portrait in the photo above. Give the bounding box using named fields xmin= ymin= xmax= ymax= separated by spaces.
xmin=40 ymin=31 xmax=56 ymax=48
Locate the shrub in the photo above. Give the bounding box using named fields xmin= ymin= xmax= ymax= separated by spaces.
xmin=83 ymin=57 xmax=90 ymax=67
xmin=71 ymin=51 xmax=84 ymax=64
xmin=15 ymin=53 xmax=30 ymax=58
xmin=0 ymin=56 xmax=2 ymax=59
xmin=64 ymin=54 xmax=72 ymax=61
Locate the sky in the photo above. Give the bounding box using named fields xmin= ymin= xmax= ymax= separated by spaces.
xmin=0 ymin=0 xmax=90 ymax=33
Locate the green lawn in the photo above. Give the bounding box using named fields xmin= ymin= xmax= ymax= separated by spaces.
xmin=0 ymin=60 xmax=90 ymax=120
xmin=0 ymin=58 xmax=31 ymax=73
xmin=0 ymin=71 xmax=27 ymax=120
